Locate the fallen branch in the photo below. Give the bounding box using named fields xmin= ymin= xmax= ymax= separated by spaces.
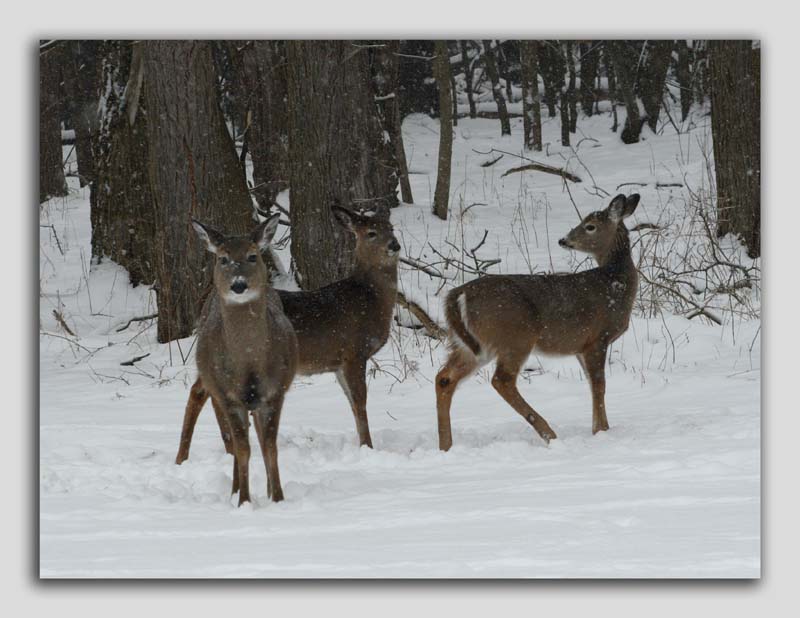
xmin=616 ymin=181 xmax=684 ymax=190
xmin=52 ymin=310 xmax=76 ymax=337
xmin=120 ymin=353 xmax=151 ymax=367
xmin=630 ymin=222 xmax=662 ymax=232
xmin=480 ymin=154 xmax=504 ymax=168
xmin=502 ymin=163 xmax=582 ymax=183
xmin=115 ymin=313 xmax=158 ymax=332
xmin=395 ymin=292 xmax=446 ymax=340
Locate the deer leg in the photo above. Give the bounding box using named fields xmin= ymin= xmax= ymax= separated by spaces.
xmin=253 ymin=397 xmax=285 ymax=503
xmin=175 ymin=379 xmax=209 ymax=464
xmin=435 ymin=347 xmax=479 ymax=451
xmin=491 ymin=357 xmax=557 ymax=443
xmin=580 ymin=343 xmax=610 ymax=434
xmin=209 ymin=396 xmax=234 ymax=456
xmin=336 ymin=359 xmax=373 ymax=448
xmin=224 ymin=405 xmax=251 ymax=506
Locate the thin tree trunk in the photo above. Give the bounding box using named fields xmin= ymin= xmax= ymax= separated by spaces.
xmin=432 ymin=41 xmax=453 ymax=221
xmin=540 ymin=42 xmax=560 ymax=118
xmin=481 ymin=40 xmax=511 ymax=135
xmin=579 ymin=42 xmax=600 ymax=117
xmin=60 ymin=40 xmax=100 ymax=187
xmin=640 ymin=40 xmax=673 ymax=132
xmin=39 ymin=43 xmax=68 ymax=203
xmin=677 ymin=40 xmax=693 ymax=121
xmin=286 ymin=41 xmax=398 ymax=290
xmin=566 ymin=42 xmax=578 ymax=134
xmin=90 ymin=40 xmax=156 ymax=287
xmin=143 ymin=41 xmax=255 ymax=343
xmin=520 ymin=40 xmax=542 ymax=152
xmin=709 ymin=40 xmax=760 ymax=257
xmin=606 ymin=40 xmax=642 ymax=144
xmin=460 ymin=41 xmax=477 ymax=119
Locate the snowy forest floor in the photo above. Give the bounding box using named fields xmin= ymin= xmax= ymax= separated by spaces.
xmin=39 ymin=102 xmax=760 ymax=578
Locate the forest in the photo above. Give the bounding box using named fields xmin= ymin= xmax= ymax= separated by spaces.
xmin=38 ymin=40 xmax=761 ymax=578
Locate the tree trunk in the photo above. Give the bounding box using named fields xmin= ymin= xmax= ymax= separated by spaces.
xmin=432 ymin=41 xmax=453 ymax=221
xmin=60 ymin=40 xmax=101 ymax=187
xmin=566 ymin=42 xmax=578 ymax=134
xmin=481 ymin=40 xmax=511 ymax=136
xmin=676 ymin=40 xmax=693 ymax=121
xmin=606 ymin=40 xmax=642 ymax=144
xmin=460 ymin=41 xmax=477 ymax=119
xmin=639 ymin=40 xmax=673 ymax=132
xmin=709 ymin=40 xmax=760 ymax=258
xmin=143 ymin=41 xmax=255 ymax=343
xmin=520 ymin=40 xmax=542 ymax=152
xmin=540 ymin=42 xmax=560 ymax=118
xmin=286 ymin=40 xmax=398 ymax=290
xmin=397 ymin=41 xmax=438 ymax=118
xmin=579 ymin=42 xmax=600 ymax=117
xmin=39 ymin=43 xmax=68 ymax=203
xmin=90 ymin=40 xmax=156 ymax=287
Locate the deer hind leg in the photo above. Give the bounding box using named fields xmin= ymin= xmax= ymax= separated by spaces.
xmin=210 ymin=396 xmax=234 ymax=456
xmin=336 ymin=359 xmax=373 ymax=448
xmin=224 ymin=405 xmax=251 ymax=506
xmin=491 ymin=352 xmax=557 ymax=443
xmin=579 ymin=343 xmax=610 ymax=434
xmin=175 ymin=379 xmax=209 ymax=464
xmin=435 ymin=347 xmax=480 ymax=451
xmin=252 ymin=396 xmax=285 ymax=503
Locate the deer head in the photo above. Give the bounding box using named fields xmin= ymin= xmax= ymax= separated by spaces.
xmin=192 ymin=214 xmax=280 ymax=305
xmin=332 ymin=203 xmax=401 ymax=269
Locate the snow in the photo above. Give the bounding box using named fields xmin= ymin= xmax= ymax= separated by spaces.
xmin=39 ymin=102 xmax=759 ymax=578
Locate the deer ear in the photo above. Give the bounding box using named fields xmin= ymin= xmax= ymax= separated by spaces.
xmin=623 ymin=193 xmax=641 ymax=217
xmin=608 ymin=194 xmax=630 ymax=222
xmin=192 ymin=219 xmax=224 ymax=254
xmin=332 ymin=205 xmax=356 ymax=231
xmin=252 ymin=214 xmax=280 ymax=252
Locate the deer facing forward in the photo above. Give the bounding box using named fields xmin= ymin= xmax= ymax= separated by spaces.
xmin=192 ymin=215 xmax=297 ymax=504
xmin=435 ymin=193 xmax=641 ymax=450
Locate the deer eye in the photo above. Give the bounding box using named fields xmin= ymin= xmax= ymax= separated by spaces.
xmin=247 ymin=254 xmax=258 ymax=263
xmin=367 ymin=230 xmax=378 ymax=239
xmin=585 ymin=224 xmax=597 ymax=233
xmin=219 ymin=256 xmax=229 ymax=265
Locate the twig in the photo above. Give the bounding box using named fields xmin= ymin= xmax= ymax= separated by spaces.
xmin=399 ymin=256 xmax=447 ymax=279
xmin=52 ymin=310 xmax=76 ymax=337
xmin=480 ymin=154 xmax=504 ymax=168
xmin=502 ymin=163 xmax=582 ymax=183
xmin=120 ymin=353 xmax=151 ymax=367
xmin=115 ymin=313 xmax=158 ymax=332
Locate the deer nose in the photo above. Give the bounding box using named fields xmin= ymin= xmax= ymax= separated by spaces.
xmin=558 ymin=238 xmax=570 ymax=248
xmin=388 ymin=240 xmax=401 ymax=252
xmin=230 ymin=279 xmax=248 ymax=294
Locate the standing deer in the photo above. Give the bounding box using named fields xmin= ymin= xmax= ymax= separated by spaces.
xmin=435 ymin=193 xmax=641 ymax=450
xmin=176 ymin=203 xmax=400 ymax=464
xmin=191 ymin=214 xmax=297 ymax=504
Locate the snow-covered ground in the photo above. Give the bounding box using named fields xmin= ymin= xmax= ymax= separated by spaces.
xmin=39 ymin=102 xmax=760 ymax=578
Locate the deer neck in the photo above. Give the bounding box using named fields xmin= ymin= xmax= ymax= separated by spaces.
xmin=351 ymin=258 xmax=398 ymax=295
xmin=595 ymin=229 xmax=634 ymax=276
xmin=218 ymin=293 xmax=270 ymax=354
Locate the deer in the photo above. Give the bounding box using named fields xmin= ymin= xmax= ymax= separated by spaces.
xmin=175 ymin=203 xmax=400 ymax=465
xmin=435 ymin=193 xmax=641 ymax=451
xmin=191 ymin=214 xmax=298 ymax=505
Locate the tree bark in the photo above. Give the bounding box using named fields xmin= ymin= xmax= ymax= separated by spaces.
xmin=39 ymin=43 xmax=68 ymax=203
xmin=579 ymin=42 xmax=600 ymax=117
xmin=540 ymin=42 xmax=560 ymax=118
xmin=676 ymin=40 xmax=693 ymax=121
xmin=432 ymin=41 xmax=453 ymax=221
xmin=639 ymin=40 xmax=673 ymax=132
xmin=520 ymin=40 xmax=542 ymax=151
xmin=90 ymin=40 xmax=156 ymax=287
xmin=565 ymin=42 xmax=578 ymax=134
xmin=143 ymin=41 xmax=255 ymax=343
xmin=709 ymin=40 xmax=760 ymax=257
xmin=459 ymin=41 xmax=477 ymax=119
xmin=481 ymin=40 xmax=511 ymax=136
xmin=286 ymin=40 xmax=398 ymax=290
xmin=606 ymin=40 xmax=643 ymax=144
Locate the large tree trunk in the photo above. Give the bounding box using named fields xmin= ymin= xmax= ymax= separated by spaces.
xmin=639 ymin=40 xmax=673 ymax=132
xmin=286 ymin=40 xmax=398 ymax=290
xmin=397 ymin=40 xmax=438 ymax=118
xmin=709 ymin=40 xmax=760 ymax=258
xmin=60 ymin=40 xmax=101 ymax=187
xmin=459 ymin=41 xmax=477 ymax=119
xmin=481 ymin=40 xmax=511 ymax=136
xmin=143 ymin=41 xmax=255 ymax=343
xmin=520 ymin=40 xmax=542 ymax=152
xmin=579 ymin=42 xmax=600 ymax=117
xmin=606 ymin=40 xmax=643 ymax=144
xmin=432 ymin=41 xmax=453 ymax=221
xmin=39 ymin=43 xmax=68 ymax=203
xmin=90 ymin=41 xmax=156 ymax=287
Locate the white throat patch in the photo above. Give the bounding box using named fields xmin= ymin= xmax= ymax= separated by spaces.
xmin=224 ymin=288 xmax=261 ymax=305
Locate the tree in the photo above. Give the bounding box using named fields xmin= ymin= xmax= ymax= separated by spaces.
xmin=459 ymin=41 xmax=477 ymax=119
xmin=481 ymin=40 xmax=511 ymax=136
xmin=90 ymin=41 xmax=156 ymax=287
xmin=606 ymin=40 xmax=643 ymax=144
xmin=639 ymin=40 xmax=673 ymax=132
xmin=143 ymin=41 xmax=255 ymax=343
xmin=519 ymin=40 xmax=542 ymax=151
xmin=432 ymin=41 xmax=453 ymax=221
xmin=39 ymin=43 xmax=68 ymax=203
xmin=579 ymin=42 xmax=600 ymax=117
xmin=709 ymin=40 xmax=760 ymax=257
xmin=676 ymin=40 xmax=693 ymax=121
xmin=285 ymin=40 xmax=398 ymax=290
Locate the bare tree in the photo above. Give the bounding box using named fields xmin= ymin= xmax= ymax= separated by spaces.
xmin=481 ymin=40 xmax=511 ymax=135
xmin=60 ymin=40 xmax=100 ymax=187
xmin=39 ymin=43 xmax=68 ymax=203
xmin=606 ymin=40 xmax=643 ymax=144
xmin=639 ymin=40 xmax=673 ymax=132
xmin=432 ymin=40 xmax=453 ymax=221
xmin=520 ymin=40 xmax=542 ymax=151
xmin=709 ymin=40 xmax=760 ymax=257
xmin=143 ymin=40 xmax=255 ymax=343
xmin=459 ymin=41 xmax=477 ymax=119
xmin=579 ymin=42 xmax=600 ymax=117
xmin=676 ymin=40 xmax=693 ymax=121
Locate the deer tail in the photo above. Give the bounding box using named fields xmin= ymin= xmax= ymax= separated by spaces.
xmin=444 ymin=289 xmax=482 ymax=357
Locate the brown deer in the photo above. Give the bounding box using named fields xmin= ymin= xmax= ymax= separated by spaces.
xmin=435 ymin=193 xmax=641 ymax=451
xmin=176 ymin=203 xmax=400 ymax=464
xmin=191 ymin=214 xmax=297 ymax=505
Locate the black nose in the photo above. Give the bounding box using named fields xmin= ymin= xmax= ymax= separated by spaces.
xmin=389 ymin=240 xmax=401 ymax=252
xmin=558 ymin=238 xmax=569 ymax=248
xmin=230 ymin=280 xmax=248 ymax=294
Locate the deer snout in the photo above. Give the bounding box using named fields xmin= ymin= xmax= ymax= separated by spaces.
xmin=558 ymin=237 xmax=571 ymax=249
xmin=388 ymin=240 xmax=401 ymax=254
xmin=230 ymin=278 xmax=248 ymax=294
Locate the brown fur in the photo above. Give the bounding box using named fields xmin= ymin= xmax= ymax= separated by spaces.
xmin=176 ymin=205 xmax=399 ymax=463
xmin=191 ymin=216 xmax=297 ymax=505
xmin=436 ymin=194 xmax=641 ymax=451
